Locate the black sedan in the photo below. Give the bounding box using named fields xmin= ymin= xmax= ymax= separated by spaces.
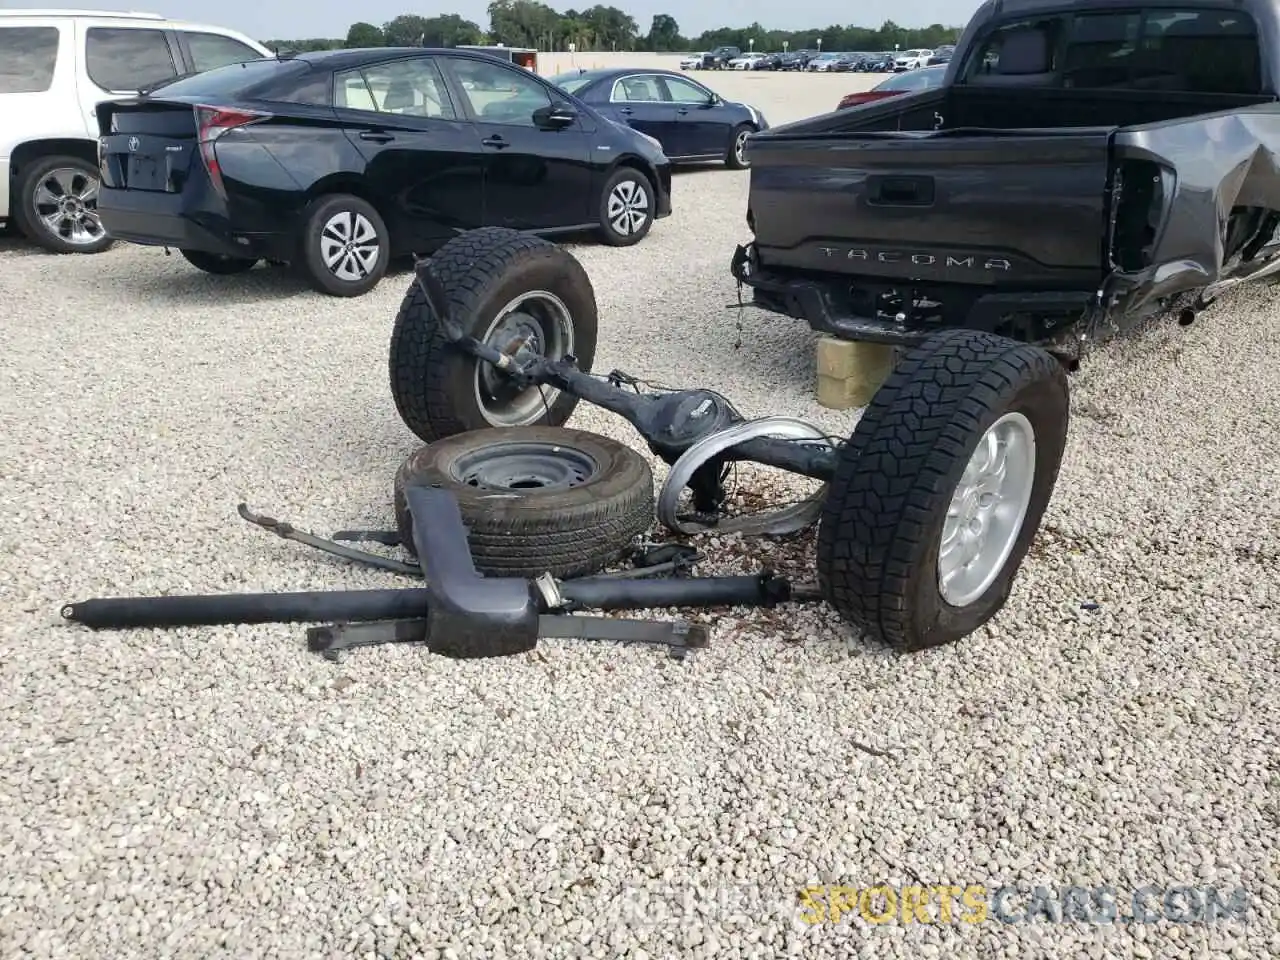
xmin=549 ymin=68 xmax=768 ymax=169
xmin=95 ymin=48 xmax=673 ymax=297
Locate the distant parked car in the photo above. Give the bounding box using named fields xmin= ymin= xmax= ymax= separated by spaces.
xmin=96 ymin=48 xmax=673 ymax=296
xmin=893 ymin=48 xmax=934 ymax=70
xmin=728 ymin=53 xmax=765 ymax=70
xmin=837 ymin=63 xmax=947 ymax=109
xmin=0 ymin=8 xmax=267 ymax=254
xmin=679 ymin=52 xmax=705 ymax=70
xmin=806 ymin=52 xmax=842 ymax=71
xmin=552 ymin=68 xmax=768 ymax=169
xmin=778 ymin=51 xmax=812 ymax=70
xmin=754 ymin=53 xmax=782 ymax=70
xmin=701 ymin=46 xmax=741 ymax=69
xmin=859 ymin=52 xmax=897 ymax=72
xmin=927 ymin=45 xmax=956 ymax=66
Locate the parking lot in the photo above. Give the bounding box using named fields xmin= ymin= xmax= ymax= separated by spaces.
xmin=1 ymin=66 xmax=1277 ymax=958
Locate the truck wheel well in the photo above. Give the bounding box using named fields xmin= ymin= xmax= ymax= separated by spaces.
xmin=9 ymin=139 xmax=99 ymax=179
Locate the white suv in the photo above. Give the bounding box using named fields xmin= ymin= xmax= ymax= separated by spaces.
xmin=0 ymin=9 xmax=269 ymax=253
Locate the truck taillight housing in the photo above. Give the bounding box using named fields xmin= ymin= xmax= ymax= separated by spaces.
xmin=1109 ymin=159 xmax=1176 ymax=272
xmin=194 ymin=105 xmax=270 ymax=198
xmin=838 ymin=90 xmax=899 ymax=110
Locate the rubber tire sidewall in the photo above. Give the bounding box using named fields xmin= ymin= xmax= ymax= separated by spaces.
xmin=180 ymin=248 xmax=259 ymax=274
xmin=298 ymin=194 xmax=389 ymax=297
xmin=817 ymin=332 xmax=1069 ymax=652
xmin=597 ymin=167 xmax=655 ymax=247
xmin=393 ymin=426 xmax=654 ymax=579
xmin=725 ymin=124 xmax=754 ymax=170
xmin=389 ymin=227 xmax=599 ymax=444
xmin=15 ymin=155 xmax=112 ymax=254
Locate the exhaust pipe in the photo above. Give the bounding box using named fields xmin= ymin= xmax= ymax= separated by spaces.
xmin=61 ymin=588 xmax=430 ymax=629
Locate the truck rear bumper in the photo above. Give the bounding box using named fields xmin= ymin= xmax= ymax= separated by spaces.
xmin=731 ymin=242 xmax=1095 ymax=345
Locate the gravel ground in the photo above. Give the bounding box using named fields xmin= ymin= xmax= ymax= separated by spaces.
xmin=2 ymin=71 xmax=1278 ymax=959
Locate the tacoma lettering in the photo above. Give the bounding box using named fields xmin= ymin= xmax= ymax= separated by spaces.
xmin=817 ymin=248 xmax=1011 ymax=271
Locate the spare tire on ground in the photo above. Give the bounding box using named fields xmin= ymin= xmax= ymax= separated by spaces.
xmin=817 ymin=330 xmax=1070 ymax=652
xmin=394 ymin=426 xmax=654 ymax=580
xmin=389 ymin=227 xmax=598 ymax=445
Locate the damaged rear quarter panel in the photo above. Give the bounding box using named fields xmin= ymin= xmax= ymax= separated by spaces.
xmin=1113 ymin=105 xmax=1280 ymax=287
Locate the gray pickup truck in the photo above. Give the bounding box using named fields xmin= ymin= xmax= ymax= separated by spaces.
xmin=733 ymin=0 xmax=1280 ymax=355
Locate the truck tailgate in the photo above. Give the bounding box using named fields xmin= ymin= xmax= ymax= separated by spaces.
xmin=747 ymin=130 xmax=1115 ymax=286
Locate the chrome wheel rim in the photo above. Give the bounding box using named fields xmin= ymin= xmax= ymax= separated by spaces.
xmin=734 ymin=130 xmax=750 ymax=166
xmin=319 ymin=211 xmax=379 ymax=282
xmin=449 ymin=441 xmax=597 ymax=491
xmin=473 ymin=291 xmax=575 ymax=428
xmin=33 ymin=167 xmax=105 ymax=247
xmin=937 ymin=412 xmax=1037 ymax=607
xmin=606 ymin=179 xmax=649 ymax=236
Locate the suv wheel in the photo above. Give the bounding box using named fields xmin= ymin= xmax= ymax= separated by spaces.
xmin=297 ymin=194 xmax=389 ymax=297
xmin=14 ymin=155 xmax=112 ymax=254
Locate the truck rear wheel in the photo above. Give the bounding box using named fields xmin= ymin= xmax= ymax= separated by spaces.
xmin=817 ymin=330 xmax=1069 ymax=652
xmin=389 ymin=227 xmax=598 ymax=444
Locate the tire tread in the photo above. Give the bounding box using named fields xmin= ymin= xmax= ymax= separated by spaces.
xmin=388 ymin=227 xmax=597 ymax=444
xmin=817 ymin=330 xmax=1069 ymax=651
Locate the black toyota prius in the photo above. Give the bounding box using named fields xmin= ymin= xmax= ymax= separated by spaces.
xmin=95 ymin=48 xmax=673 ymax=296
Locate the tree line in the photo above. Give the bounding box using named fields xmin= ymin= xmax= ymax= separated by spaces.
xmin=266 ymin=2 xmax=962 ymax=55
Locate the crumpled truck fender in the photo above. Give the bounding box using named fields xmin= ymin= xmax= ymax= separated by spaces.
xmin=1109 ymin=106 xmax=1280 ymax=306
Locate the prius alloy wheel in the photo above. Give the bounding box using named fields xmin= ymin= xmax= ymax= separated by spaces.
xmin=607 ymin=180 xmax=648 ymax=235
xmin=597 ymin=168 xmax=655 ymax=246
xmin=321 ymin=211 xmax=380 ymax=282
xmin=297 ymin=193 xmax=389 ymax=297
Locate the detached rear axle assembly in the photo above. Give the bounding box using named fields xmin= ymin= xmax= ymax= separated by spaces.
xmin=63 ymin=227 xmax=1073 ymax=657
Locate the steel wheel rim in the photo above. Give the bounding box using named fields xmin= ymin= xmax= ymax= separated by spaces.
xmin=607 ymin=179 xmax=649 ymax=236
xmin=33 ymin=167 xmax=105 ymax=246
xmin=937 ymin=412 xmax=1037 ymax=607
xmin=734 ymin=130 xmax=750 ymax=166
xmin=449 ymin=441 xmax=597 ymax=491
xmin=319 ymin=211 xmax=379 ymax=282
xmin=473 ymin=291 xmax=576 ymax=428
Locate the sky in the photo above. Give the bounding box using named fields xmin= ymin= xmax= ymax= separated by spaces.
xmin=0 ymin=0 xmax=976 ymax=41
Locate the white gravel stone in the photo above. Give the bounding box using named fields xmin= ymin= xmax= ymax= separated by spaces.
xmin=1 ymin=70 xmax=1278 ymax=960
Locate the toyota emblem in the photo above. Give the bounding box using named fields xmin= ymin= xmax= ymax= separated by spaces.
xmin=128 ymin=136 xmax=139 ymax=152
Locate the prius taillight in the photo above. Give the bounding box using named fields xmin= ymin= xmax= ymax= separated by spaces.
xmin=194 ymin=105 xmax=270 ymax=197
